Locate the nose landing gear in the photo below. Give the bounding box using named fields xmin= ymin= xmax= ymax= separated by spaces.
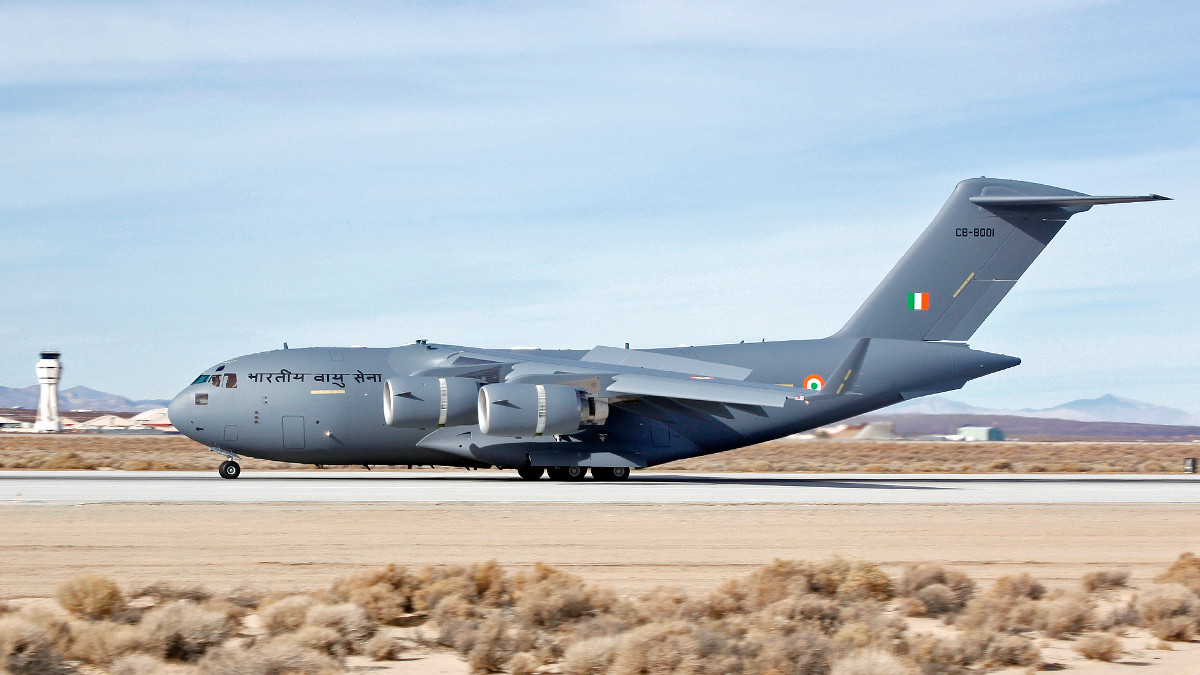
xmin=218 ymin=460 xmax=241 ymax=479
xmin=211 ymin=447 xmax=242 ymax=479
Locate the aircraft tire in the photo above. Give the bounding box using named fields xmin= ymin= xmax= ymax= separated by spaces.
xmin=592 ymin=466 xmax=630 ymax=481
xmin=218 ymin=460 xmax=241 ymax=479
xmin=548 ymin=466 xmax=587 ymax=481
xmin=517 ymin=466 xmax=545 ymax=481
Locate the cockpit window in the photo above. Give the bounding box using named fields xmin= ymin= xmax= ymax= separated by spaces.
xmin=192 ymin=374 xmax=210 ymax=385
xmin=224 ymin=373 xmax=237 ymax=388
xmin=210 ymin=374 xmax=223 ymax=387
xmin=195 ymin=393 xmax=209 ymax=405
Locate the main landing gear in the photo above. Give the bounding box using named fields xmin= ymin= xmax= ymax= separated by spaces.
xmin=524 ymin=466 xmax=631 ymax=481
xmin=218 ymin=460 xmax=241 ymax=479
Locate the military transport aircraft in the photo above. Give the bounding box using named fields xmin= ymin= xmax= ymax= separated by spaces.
xmin=167 ymin=178 xmax=1168 ymax=480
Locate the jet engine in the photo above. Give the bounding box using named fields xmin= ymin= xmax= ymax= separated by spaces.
xmin=383 ymin=376 xmax=480 ymax=428
xmin=477 ymin=383 xmax=608 ymax=437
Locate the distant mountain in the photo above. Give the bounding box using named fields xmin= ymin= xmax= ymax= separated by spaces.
xmin=889 ymin=394 xmax=1200 ymax=426
xmin=0 ymin=385 xmax=168 ymax=412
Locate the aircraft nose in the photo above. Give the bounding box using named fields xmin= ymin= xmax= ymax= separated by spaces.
xmin=167 ymin=389 xmax=193 ymax=431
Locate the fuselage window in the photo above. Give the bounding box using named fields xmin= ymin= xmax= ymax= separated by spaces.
xmin=210 ymin=374 xmax=222 ymax=387
xmin=192 ymin=374 xmax=210 ymax=385
xmin=225 ymin=373 xmax=237 ymax=388
xmin=195 ymin=393 xmax=209 ymax=405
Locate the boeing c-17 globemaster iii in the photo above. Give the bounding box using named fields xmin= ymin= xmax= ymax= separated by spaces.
xmin=167 ymin=178 xmax=1168 ymax=480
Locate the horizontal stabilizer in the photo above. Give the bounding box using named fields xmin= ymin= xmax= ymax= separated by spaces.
xmin=971 ymin=194 xmax=1170 ymax=211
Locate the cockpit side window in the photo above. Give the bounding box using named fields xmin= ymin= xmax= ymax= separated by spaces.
xmin=210 ymin=374 xmax=222 ymax=387
xmin=195 ymin=393 xmax=209 ymax=405
xmin=192 ymin=374 xmax=210 ymax=385
xmin=225 ymin=373 xmax=237 ymax=388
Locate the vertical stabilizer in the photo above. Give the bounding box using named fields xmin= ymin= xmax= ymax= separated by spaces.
xmin=836 ymin=178 xmax=1167 ymax=341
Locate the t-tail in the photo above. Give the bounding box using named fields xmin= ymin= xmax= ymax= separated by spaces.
xmin=836 ymin=178 xmax=1168 ymax=342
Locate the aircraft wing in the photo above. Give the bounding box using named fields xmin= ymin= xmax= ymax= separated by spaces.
xmin=604 ymin=372 xmax=799 ymax=408
xmin=414 ymin=345 xmax=801 ymax=408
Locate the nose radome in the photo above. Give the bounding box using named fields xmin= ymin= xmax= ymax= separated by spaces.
xmin=167 ymin=389 xmax=192 ymax=430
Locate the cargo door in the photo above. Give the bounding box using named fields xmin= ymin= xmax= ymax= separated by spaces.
xmin=282 ymin=416 xmax=305 ymax=449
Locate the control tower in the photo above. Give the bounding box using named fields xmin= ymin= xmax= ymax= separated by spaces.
xmin=34 ymin=351 xmax=62 ymax=433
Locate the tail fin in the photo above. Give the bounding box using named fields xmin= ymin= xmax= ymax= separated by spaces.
xmin=836 ymin=178 xmax=1168 ymax=341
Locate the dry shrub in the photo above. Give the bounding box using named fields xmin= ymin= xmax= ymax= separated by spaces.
xmin=982 ymin=634 xmax=1039 ymax=666
xmin=750 ymin=626 xmax=832 ymax=675
xmin=466 ymin=612 xmax=512 ymax=674
xmin=609 ymin=622 xmax=702 ymax=675
xmin=66 ymin=619 xmax=140 ymax=664
xmin=259 ymin=595 xmax=318 ymax=635
xmin=275 ymin=625 xmax=345 ymax=659
xmin=329 ymin=564 xmax=421 ymax=624
xmin=987 ymin=573 xmax=1045 ymax=601
xmin=1035 ymin=592 xmax=1094 ymax=637
xmin=509 ymin=651 xmax=542 ymax=675
xmin=303 ymin=602 xmax=375 ymax=652
xmin=363 ymin=633 xmax=403 ymax=660
xmin=831 ymin=649 xmax=916 ymax=675
xmin=837 ymin=562 xmax=894 ymax=602
xmin=1155 ymin=552 xmax=1200 ymax=592
xmin=56 ymin=573 xmax=125 ymax=619
xmin=133 ymin=582 xmax=211 ymax=604
xmin=416 ymin=561 xmax=513 ymax=613
xmin=1074 ymin=632 xmax=1122 ymax=661
xmin=197 ymin=640 xmax=337 ymax=675
xmin=138 ymin=600 xmax=231 ymax=661
xmin=708 ymin=558 xmax=891 ymax=616
xmin=513 ymin=564 xmax=614 ymax=630
xmin=1136 ymin=583 xmax=1199 ymax=641
xmin=110 ymin=653 xmax=164 ymax=675
xmin=899 ymin=563 xmax=974 ymax=616
xmin=904 ymin=633 xmax=973 ymax=671
xmin=0 ymin=615 xmax=65 ymax=674
xmin=1082 ymin=569 xmax=1130 ymax=593
xmin=913 ymin=585 xmax=959 ymax=617
xmin=563 ymin=636 xmax=615 ymax=675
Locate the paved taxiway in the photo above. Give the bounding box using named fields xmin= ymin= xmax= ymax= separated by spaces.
xmin=1 ymin=470 xmax=1198 ymax=504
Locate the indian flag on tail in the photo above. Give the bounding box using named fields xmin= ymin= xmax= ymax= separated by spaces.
xmin=908 ymin=292 xmax=930 ymax=310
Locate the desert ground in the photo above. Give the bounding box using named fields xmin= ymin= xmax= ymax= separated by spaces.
xmin=3 ymin=435 xmax=1200 ymax=674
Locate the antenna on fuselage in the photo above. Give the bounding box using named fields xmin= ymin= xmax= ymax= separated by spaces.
xmin=283 ymin=342 xmax=289 ymax=350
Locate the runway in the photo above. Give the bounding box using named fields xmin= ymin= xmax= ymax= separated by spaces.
xmin=2 ymin=470 xmax=1198 ymax=504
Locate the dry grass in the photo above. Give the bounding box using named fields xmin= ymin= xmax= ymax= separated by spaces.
xmin=138 ymin=600 xmax=233 ymax=661
xmin=3 ymin=434 xmax=1199 ymax=473
xmin=1083 ymin=569 xmax=1131 ymax=592
xmin=660 ymin=439 xmax=1200 ymax=473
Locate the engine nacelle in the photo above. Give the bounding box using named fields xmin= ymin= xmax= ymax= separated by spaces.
xmin=478 ymin=383 xmax=606 ymax=437
xmin=384 ymin=376 xmax=479 ymax=428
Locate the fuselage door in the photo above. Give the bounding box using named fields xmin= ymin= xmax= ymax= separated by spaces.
xmin=282 ymin=416 xmax=305 ymax=449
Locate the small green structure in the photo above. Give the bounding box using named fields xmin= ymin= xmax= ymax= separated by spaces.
xmin=958 ymin=426 xmax=1004 ymax=441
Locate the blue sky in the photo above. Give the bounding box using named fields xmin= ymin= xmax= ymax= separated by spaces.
xmin=3 ymin=0 xmax=1198 ymax=410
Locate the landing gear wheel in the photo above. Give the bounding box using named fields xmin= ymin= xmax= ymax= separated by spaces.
xmin=592 ymin=466 xmax=630 ymax=481
xmin=218 ymin=460 xmax=241 ymax=479
xmin=517 ymin=466 xmax=545 ymax=481
xmin=548 ymin=466 xmax=587 ymax=481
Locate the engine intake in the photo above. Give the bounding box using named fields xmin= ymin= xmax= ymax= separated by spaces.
xmin=384 ymin=376 xmax=479 ymax=428
xmin=477 ymin=383 xmax=606 ymax=437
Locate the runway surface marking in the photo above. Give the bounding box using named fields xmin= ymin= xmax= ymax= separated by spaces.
xmin=2 ymin=470 xmax=1198 ymax=504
